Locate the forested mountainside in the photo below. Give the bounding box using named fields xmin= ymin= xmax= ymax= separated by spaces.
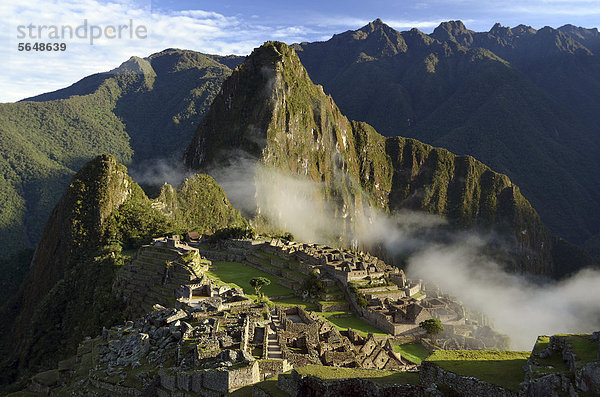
xmin=0 ymin=154 xmax=246 ymax=390
xmin=0 ymin=49 xmax=244 ymax=259
xmin=293 ymin=19 xmax=600 ymax=258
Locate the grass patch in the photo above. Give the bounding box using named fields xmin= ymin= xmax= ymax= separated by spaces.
xmin=426 ymin=350 xmax=530 ymax=391
xmin=252 ymin=346 xmax=263 ymax=359
xmin=567 ymin=335 xmax=598 ymax=368
xmin=204 ymin=261 xmax=293 ymax=298
xmin=531 ymin=336 xmax=568 ymax=376
xmin=316 ymin=313 xmax=386 ymax=337
xmin=254 ymin=376 xmax=290 ymax=397
xmin=273 ymin=297 xmax=317 ymax=311
xmin=393 ymin=343 xmax=431 ymax=364
xmin=296 ymin=365 xmax=419 ymax=385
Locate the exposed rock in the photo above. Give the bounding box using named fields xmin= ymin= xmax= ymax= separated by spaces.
xmin=577 ymin=361 xmax=600 ymax=394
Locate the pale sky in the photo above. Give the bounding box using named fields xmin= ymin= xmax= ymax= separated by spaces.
xmin=1 ymin=0 xmax=599 ymax=102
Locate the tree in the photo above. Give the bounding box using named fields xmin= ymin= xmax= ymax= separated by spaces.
xmin=356 ymin=293 xmax=368 ymax=308
xmin=301 ymin=271 xmax=324 ymax=298
xmin=249 ymin=277 xmax=271 ymax=299
xmin=419 ymin=318 xmax=444 ymax=342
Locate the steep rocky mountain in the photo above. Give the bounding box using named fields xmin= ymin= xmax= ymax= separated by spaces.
xmin=184 ymin=41 xmax=592 ymax=277
xmin=292 ymin=19 xmax=600 ymax=257
xmin=0 ymin=154 xmax=246 ymax=391
xmin=0 ymin=49 xmax=244 ymax=259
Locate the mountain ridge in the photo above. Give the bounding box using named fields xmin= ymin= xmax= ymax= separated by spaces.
xmin=293 ymin=19 xmax=600 ymax=255
xmin=184 ymin=41 xmax=591 ymax=276
xmin=0 ymin=49 xmax=244 ymax=261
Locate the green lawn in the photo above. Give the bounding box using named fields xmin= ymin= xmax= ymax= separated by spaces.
xmin=230 ymin=375 xmax=290 ymax=397
xmin=231 ymin=366 xmax=418 ymax=396
xmin=316 ymin=313 xmax=387 ymax=337
xmin=531 ymin=336 xmax=568 ymax=376
xmin=531 ymin=334 xmax=598 ymax=376
xmin=296 ymin=365 xmax=419 ymax=385
xmin=273 ymin=297 xmax=385 ymax=337
xmin=204 ymin=261 xmax=293 ymax=299
xmin=426 ymin=350 xmax=530 ymax=391
xmin=274 ymin=297 xmax=318 ymax=310
xmin=566 ymin=335 xmax=598 ymax=368
xmin=393 ymin=343 xmax=431 ymax=364
xmin=205 ymin=263 xmax=385 ymax=337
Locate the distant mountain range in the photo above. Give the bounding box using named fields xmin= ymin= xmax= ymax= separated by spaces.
xmin=1 ymin=19 xmax=599 ymax=269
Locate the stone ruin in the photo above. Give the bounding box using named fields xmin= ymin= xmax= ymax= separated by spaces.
xmin=273 ymin=306 xmax=411 ymax=371
xmin=114 ymin=236 xmax=252 ymax=317
xmin=198 ymin=238 xmax=473 ymax=338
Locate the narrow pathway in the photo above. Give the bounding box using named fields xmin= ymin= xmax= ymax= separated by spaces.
xmin=266 ymin=309 xmax=283 ymax=359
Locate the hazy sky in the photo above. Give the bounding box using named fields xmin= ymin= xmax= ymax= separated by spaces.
xmin=1 ymin=0 xmax=599 ymax=102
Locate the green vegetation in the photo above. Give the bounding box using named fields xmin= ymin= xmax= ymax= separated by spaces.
xmin=0 ymin=249 xmax=35 ymax=304
xmin=426 ymin=350 xmax=531 ymax=391
xmin=531 ymin=334 xmax=599 ymax=379
xmin=231 ymin=375 xmax=287 ymax=397
xmin=204 ymin=261 xmax=293 ymax=299
xmin=0 ymin=49 xmax=242 ymax=260
xmin=419 ymin=318 xmax=444 ymax=338
xmin=531 ymin=336 xmax=569 ymax=375
xmin=232 ymin=365 xmax=419 ymax=396
xmin=356 ymin=293 xmax=368 ymax=308
xmin=0 ymin=155 xmax=247 ymax=391
xmin=208 ymin=226 xmax=255 ymax=241
xmin=295 ymin=365 xmax=419 ymax=385
xmin=301 ymin=272 xmax=325 ymax=297
xmin=156 ymin=176 xmax=248 ymax=236
xmin=566 ymin=335 xmax=599 ymax=367
xmin=393 ymin=343 xmax=431 ymax=364
xmin=184 ymin=40 xmax=582 ymax=276
xmin=316 ymin=313 xmax=386 ymax=337
xmin=250 ymin=277 xmax=271 ymax=299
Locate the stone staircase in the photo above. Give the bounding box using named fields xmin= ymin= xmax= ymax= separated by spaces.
xmin=267 ymin=310 xmax=283 ymax=359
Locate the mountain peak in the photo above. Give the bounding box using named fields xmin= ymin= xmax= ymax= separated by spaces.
xmin=435 ymin=20 xmax=469 ymax=34
xmin=357 ymin=18 xmax=397 ymax=36
xmin=111 ymin=56 xmax=155 ymax=76
xmin=248 ymin=40 xmax=293 ymax=64
xmin=490 ymin=22 xmax=513 ymax=36
xmin=184 ymin=41 xmax=317 ymax=168
xmin=431 ymin=20 xmax=473 ymax=45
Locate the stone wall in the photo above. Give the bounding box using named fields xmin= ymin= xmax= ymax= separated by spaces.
xmin=156 ymin=362 xmax=261 ymax=396
xmin=276 ymin=369 xmax=426 ymax=397
xmin=419 ymin=361 xmax=518 ymax=397
xmin=364 ymin=290 xmax=406 ymax=301
xmin=360 ymin=309 xmax=418 ymax=336
xmin=228 ymin=361 xmax=261 ymax=391
xmin=257 ymin=359 xmax=293 ymax=381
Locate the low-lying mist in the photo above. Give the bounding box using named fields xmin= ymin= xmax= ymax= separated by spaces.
xmin=407 ymin=238 xmax=600 ymax=349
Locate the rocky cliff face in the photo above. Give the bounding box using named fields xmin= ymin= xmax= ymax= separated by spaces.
xmin=184 ymin=41 xmax=559 ymax=275
xmin=0 ymin=155 xmax=136 ymax=387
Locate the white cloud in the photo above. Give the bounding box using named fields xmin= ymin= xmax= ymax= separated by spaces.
xmin=0 ymin=0 xmax=323 ymax=102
